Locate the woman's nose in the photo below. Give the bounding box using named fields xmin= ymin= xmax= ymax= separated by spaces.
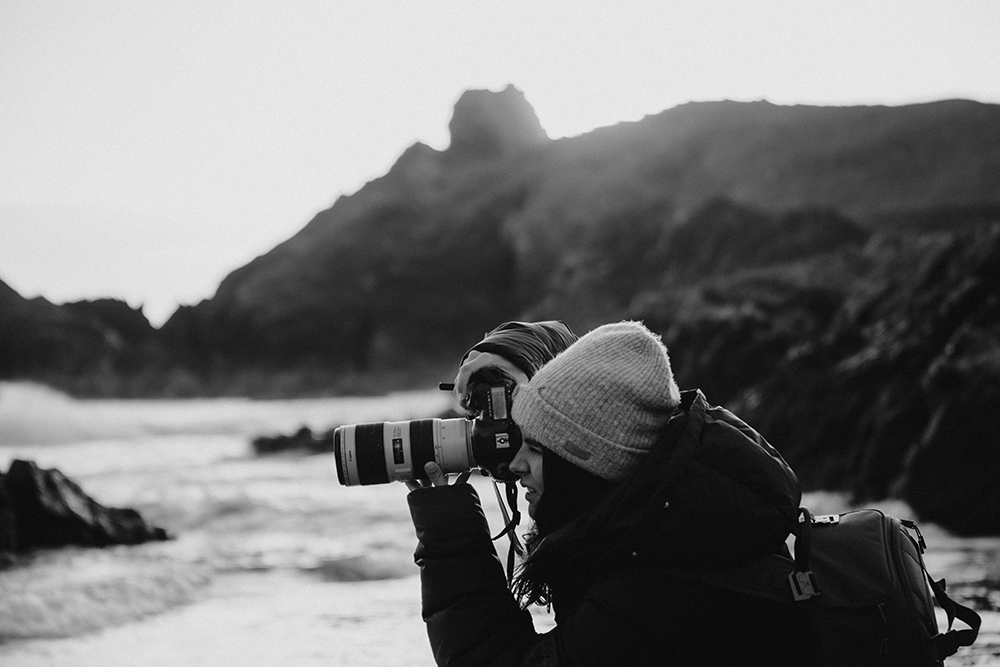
xmin=508 ymin=443 xmax=529 ymax=475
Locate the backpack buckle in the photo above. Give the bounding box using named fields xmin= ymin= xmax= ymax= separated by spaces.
xmin=900 ymin=518 xmax=927 ymax=552
xmin=789 ymin=570 xmax=821 ymax=601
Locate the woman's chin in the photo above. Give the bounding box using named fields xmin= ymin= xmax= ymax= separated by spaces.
xmin=525 ymin=494 xmax=539 ymax=519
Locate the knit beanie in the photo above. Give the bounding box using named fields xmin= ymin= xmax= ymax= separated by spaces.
xmin=511 ymin=321 xmax=681 ymax=482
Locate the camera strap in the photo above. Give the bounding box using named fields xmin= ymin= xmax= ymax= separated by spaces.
xmin=490 ymin=480 xmax=524 ymax=582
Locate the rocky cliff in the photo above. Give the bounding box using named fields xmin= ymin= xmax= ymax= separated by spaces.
xmin=636 ymin=219 xmax=1000 ymax=535
xmin=155 ymin=89 xmax=1000 ymax=390
xmin=0 ymin=280 xmax=165 ymax=395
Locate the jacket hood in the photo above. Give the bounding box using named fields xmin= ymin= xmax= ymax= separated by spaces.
xmin=551 ymin=389 xmax=802 ymax=570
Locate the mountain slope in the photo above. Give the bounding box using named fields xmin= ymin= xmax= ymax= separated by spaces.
xmin=159 ymin=89 xmax=1000 ymax=380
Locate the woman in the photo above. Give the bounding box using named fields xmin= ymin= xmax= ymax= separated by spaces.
xmin=407 ymin=321 xmax=813 ymax=666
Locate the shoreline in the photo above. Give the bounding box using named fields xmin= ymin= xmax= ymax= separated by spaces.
xmin=0 ymin=571 xmax=433 ymax=667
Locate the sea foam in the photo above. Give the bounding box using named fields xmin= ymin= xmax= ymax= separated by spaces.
xmin=0 ymin=547 xmax=212 ymax=639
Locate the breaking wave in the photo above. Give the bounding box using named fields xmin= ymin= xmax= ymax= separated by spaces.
xmin=0 ymin=548 xmax=212 ymax=639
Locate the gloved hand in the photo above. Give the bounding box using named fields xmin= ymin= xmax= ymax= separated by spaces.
xmin=452 ymin=350 xmax=529 ymax=412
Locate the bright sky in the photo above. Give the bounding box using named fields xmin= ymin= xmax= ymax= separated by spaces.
xmin=2 ymin=1 xmax=998 ymax=326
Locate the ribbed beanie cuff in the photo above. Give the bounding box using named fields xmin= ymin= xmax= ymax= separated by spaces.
xmin=512 ymin=321 xmax=680 ymax=481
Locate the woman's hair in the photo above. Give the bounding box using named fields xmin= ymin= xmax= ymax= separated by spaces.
xmin=511 ymin=448 xmax=615 ymax=609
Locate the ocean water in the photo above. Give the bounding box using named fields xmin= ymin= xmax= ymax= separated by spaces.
xmin=0 ymin=382 xmax=996 ymax=666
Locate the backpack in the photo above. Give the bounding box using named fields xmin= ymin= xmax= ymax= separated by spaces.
xmin=791 ymin=507 xmax=981 ymax=666
xmin=674 ymin=507 xmax=982 ymax=665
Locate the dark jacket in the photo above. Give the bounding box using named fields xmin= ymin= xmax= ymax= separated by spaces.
xmin=408 ymin=389 xmax=814 ymax=666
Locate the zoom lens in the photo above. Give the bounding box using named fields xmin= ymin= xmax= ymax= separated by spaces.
xmin=334 ymin=418 xmax=473 ymax=486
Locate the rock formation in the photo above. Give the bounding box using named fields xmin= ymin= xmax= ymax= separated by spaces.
xmin=650 ymin=222 xmax=1000 ymax=535
xmin=0 ymin=460 xmax=169 ymax=556
xmin=447 ymin=84 xmax=549 ymax=159
xmin=251 ymin=426 xmax=334 ymax=456
xmin=146 ymin=96 xmax=1000 ymax=396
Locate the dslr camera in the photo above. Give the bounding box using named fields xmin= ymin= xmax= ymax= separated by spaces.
xmin=334 ymin=369 xmax=521 ymax=486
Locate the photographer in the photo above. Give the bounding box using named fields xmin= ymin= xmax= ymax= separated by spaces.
xmin=406 ymin=321 xmax=813 ymax=666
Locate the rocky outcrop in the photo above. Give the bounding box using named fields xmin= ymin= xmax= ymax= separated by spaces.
xmin=662 ymin=199 xmax=870 ymax=282
xmin=251 ymin=426 xmax=334 ymax=456
xmin=903 ymin=331 xmax=1000 ymax=535
xmin=624 ymin=212 xmax=1000 ymax=535
xmin=447 ymin=84 xmax=549 ymax=159
xmin=0 ymin=474 xmax=17 ymax=561
xmin=0 ymin=460 xmax=169 ymax=556
xmin=655 ymin=223 xmax=1000 ymax=536
xmin=0 ymin=279 xmax=164 ymax=396
xmin=0 ymin=279 xmax=78 ymax=379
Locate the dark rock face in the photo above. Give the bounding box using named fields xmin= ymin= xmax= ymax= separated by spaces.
xmin=0 ymin=279 xmax=76 ymax=379
xmin=63 ymin=298 xmax=157 ymax=348
xmin=628 ymin=212 xmax=1000 ymax=535
xmin=702 ymin=224 xmax=1000 ymax=536
xmin=0 ymin=280 xmax=162 ymax=395
xmin=893 ymin=230 xmax=1000 ymax=535
xmin=663 ymin=199 xmax=870 ymax=282
xmin=1 ymin=460 xmax=169 ymax=553
xmin=0 ymin=473 xmax=17 ymax=558
xmin=903 ymin=354 xmax=1000 ymax=536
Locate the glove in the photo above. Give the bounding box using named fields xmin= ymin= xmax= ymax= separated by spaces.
xmin=452 ymin=350 xmax=529 ymax=411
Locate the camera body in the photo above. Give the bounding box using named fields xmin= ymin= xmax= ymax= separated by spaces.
xmin=334 ymin=370 xmax=521 ymax=486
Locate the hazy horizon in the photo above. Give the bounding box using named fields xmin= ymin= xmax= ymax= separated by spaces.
xmin=2 ymin=1 xmax=998 ymax=326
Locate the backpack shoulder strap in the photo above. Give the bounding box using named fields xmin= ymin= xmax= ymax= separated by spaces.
xmin=664 ymin=549 xmax=806 ymax=606
xmin=927 ymin=571 xmax=982 ymax=660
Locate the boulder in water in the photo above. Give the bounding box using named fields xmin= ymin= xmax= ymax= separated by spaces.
xmin=0 ymin=459 xmax=169 ymax=555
